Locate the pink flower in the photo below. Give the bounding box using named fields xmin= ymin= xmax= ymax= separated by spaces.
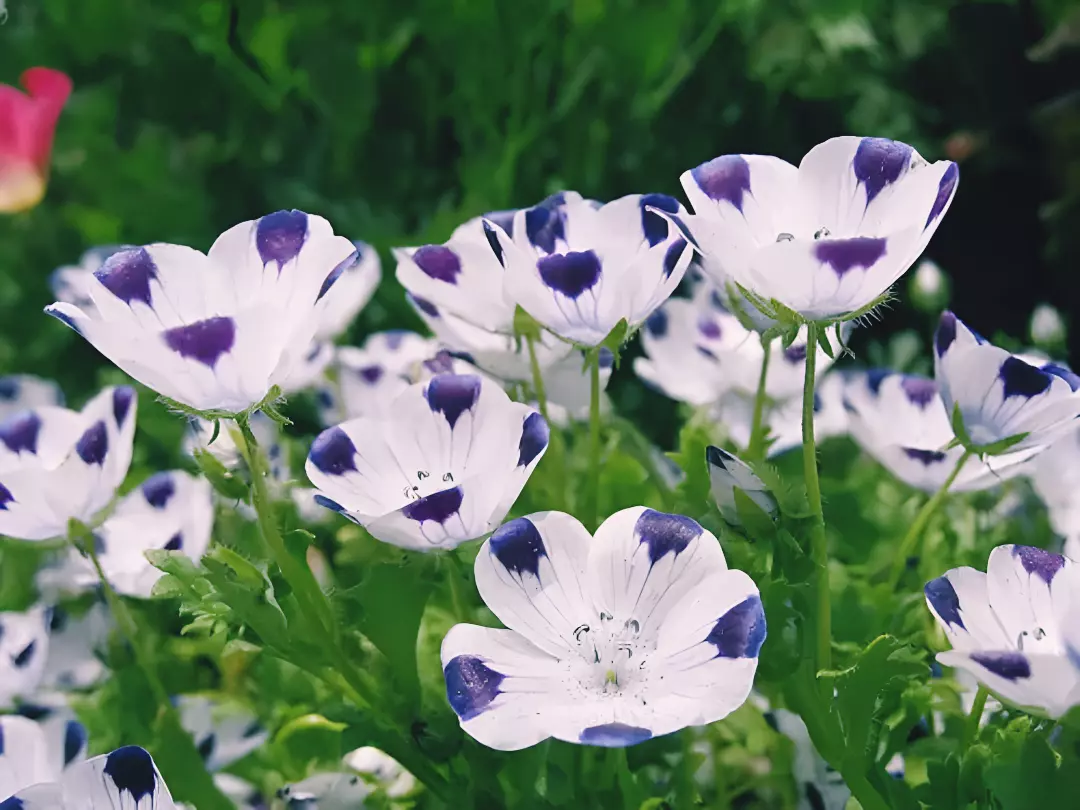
xmin=0 ymin=67 xmax=73 ymax=213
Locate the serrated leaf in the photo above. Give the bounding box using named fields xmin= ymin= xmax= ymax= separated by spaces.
xmin=733 ymin=486 xmax=777 ymax=541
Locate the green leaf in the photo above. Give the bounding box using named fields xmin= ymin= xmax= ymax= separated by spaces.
xmin=192 ymin=448 xmax=249 ymax=501
xmin=733 ymin=486 xmax=777 ymax=540
xmin=275 ymin=713 xmax=347 ymax=770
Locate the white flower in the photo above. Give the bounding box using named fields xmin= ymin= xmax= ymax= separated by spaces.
xmin=316 ymin=240 xmax=380 ymax=340
xmin=0 ymin=386 xmax=136 ymax=541
xmin=1031 ymin=426 xmax=1080 ymax=542
xmin=934 ymin=311 xmax=1080 ymax=452
xmin=0 ymin=606 xmax=49 ymax=708
xmin=843 ymin=370 xmax=1036 ymax=492
xmin=10 ymin=697 xmax=89 ymax=777
xmin=278 ymin=340 xmax=336 ymax=396
xmin=37 ymin=602 xmax=111 ymax=691
xmin=2 ymin=745 xmax=177 ymax=809
xmin=186 ymin=412 xmax=276 ymax=469
xmin=441 ymin=507 xmax=765 ymax=750
xmin=0 ymin=376 xmax=63 ymax=421
xmin=672 ymin=137 xmax=959 ymax=321
xmin=488 ymin=193 xmax=694 ymax=346
xmin=176 ymin=694 xmax=268 ymax=773
xmin=706 ymin=446 xmax=776 ymax=525
xmin=1030 ymin=303 xmax=1066 ymax=347
xmin=911 ymin=259 xmax=946 ymax=300
xmin=45 ymin=210 xmax=357 ymax=413
xmin=278 ymin=746 xmax=416 ymax=807
xmin=211 ymin=774 xmax=263 ymax=810
xmin=306 ymin=373 xmax=549 ymax=551
xmin=0 ymin=715 xmax=55 ymax=799
xmin=768 ymin=708 xmax=850 ymax=810
xmin=39 ymin=471 xmax=213 ymax=599
xmin=50 ymin=245 xmax=132 ymax=312
xmin=925 ymin=544 xmax=1080 ymax=717
xmin=343 ymin=747 xmax=415 ymax=798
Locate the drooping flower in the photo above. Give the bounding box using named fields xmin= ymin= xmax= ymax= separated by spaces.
xmin=924 ymin=544 xmax=1080 ymax=717
xmin=671 ymin=137 xmax=959 ymax=321
xmin=36 ymin=602 xmax=111 ymax=691
xmin=934 ymin=312 xmax=1080 ymax=453
xmin=0 ymin=386 xmax=136 ymax=541
xmin=706 ymin=446 xmax=777 ymax=526
xmin=843 ymin=370 xmax=1036 ymax=492
xmin=441 ymin=507 xmax=765 ymax=750
xmin=45 ymin=210 xmax=357 ymax=414
xmin=487 ymin=193 xmax=694 ymax=346
xmin=1 ymin=745 xmax=177 ymax=809
xmin=40 ymin=470 xmax=213 ymax=599
xmin=315 ymin=240 xmax=381 ymax=341
xmin=0 ymin=68 xmax=72 ymax=214
xmin=278 ymin=747 xmax=415 ymax=806
xmin=0 ymin=375 xmax=63 ymax=421
xmin=306 ymin=373 xmax=549 ymax=551
xmin=176 ymin=695 xmax=269 ymax=773
xmin=50 ymin=246 xmax=133 ymax=312
xmin=0 ymin=606 xmax=49 ymax=707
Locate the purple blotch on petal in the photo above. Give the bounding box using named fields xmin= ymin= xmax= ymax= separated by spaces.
xmin=489 ymin=517 xmax=547 ymax=579
xmin=317 ymin=249 xmax=359 ymax=301
xmin=1011 ymin=545 xmax=1066 ymax=584
xmin=706 ymin=595 xmax=767 ymax=658
xmin=75 ymin=420 xmax=108 ymax=465
xmin=45 ymin=306 xmax=82 ymax=335
xmin=426 ymin=374 xmax=482 ymax=429
xmin=94 ymin=248 xmax=157 ymax=307
xmin=484 ymin=209 xmax=516 ymax=239
xmin=112 ymin=387 xmax=135 ymax=427
xmin=309 ymin=427 xmax=357 ymax=476
xmin=901 ymin=376 xmax=938 ymax=408
xmin=0 ymin=378 xmax=18 ymax=400
xmin=645 ymin=309 xmax=668 ymax=338
xmin=162 ymin=317 xmax=236 ymax=369
xmin=141 ymin=472 xmax=175 ymax=509
xmin=935 ymin=311 xmax=958 ymax=356
xmin=13 ymin=641 xmax=36 ymax=668
xmin=103 ymin=746 xmax=157 ymax=800
xmin=663 ymin=238 xmax=687 ymax=278
xmin=635 ymin=508 xmax=703 ymax=565
xmin=926 ymin=163 xmax=959 ymax=228
xmin=358 ymin=365 xmax=384 ymax=385
xmin=579 ymin=723 xmax=653 ymax=748
xmin=444 ymin=655 xmax=504 ymax=721
xmin=408 ymin=293 xmax=440 ymax=318
xmin=256 ymin=210 xmax=308 ymax=268
xmin=401 ymin=486 xmax=464 ymax=525
xmin=525 ymin=205 xmax=565 ymax=254
xmin=0 ymin=411 xmax=41 ymax=454
xmin=999 ymin=357 xmax=1051 ymax=399
xmin=537 ymin=251 xmax=602 ymax=299
xmin=518 ymin=412 xmax=549 ymax=467
xmin=164 ymin=533 xmax=182 ymax=551
xmin=598 ymin=348 xmax=614 ymax=369
xmin=482 ymin=221 xmax=504 ymax=266
xmin=691 ymin=155 xmax=751 ymax=212
xmin=924 ymin=576 xmax=965 ymax=628
xmin=970 ymin=651 xmax=1031 ymax=681
xmin=314 ymin=494 xmax=344 ymax=513
xmin=783 ymin=344 xmax=807 ymax=363
xmin=385 ymin=330 xmax=407 ymax=351
xmin=1041 ymin=363 xmax=1080 ymax=392
xmin=640 ymin=193 xmax=680 ymax=247
xmin=852 ymin=138 xmax=913 ymax=205
xmin=814 ymin=237 xmax=887 ymax=277
xmin=0 ymin=482 xmax=12 ymax=510
xmin=413 ymin=245 xmax=463 ymax=285
xmin=63 ymin=721 xmax=86 ymax=766
xmin=697 ymin=316 xmax=721 ymax=340
xmin=903 ymin=447 xmax=948 ymax=466
xmin=866 ymin=368 xmax=891 ymax=395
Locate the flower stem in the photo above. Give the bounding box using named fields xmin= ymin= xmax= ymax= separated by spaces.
xmin=963 ymin=686 xmax=989 ymax=751
xmin=585 ymin=350 xmax=602 ymax=532
xmin=526 ymin=333 xmax=548 ymax=420
xmin=886 ymin=449 xmax=972 ymax=590
xmin=801 ymin=322 xmax=830 ymax=675
xmin=747 ymin=339 xmax=772 ymax=461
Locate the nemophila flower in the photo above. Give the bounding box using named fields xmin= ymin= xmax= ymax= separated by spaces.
xmin=50 ymin=246 xmax=133 ymax=312
xmin=934 ymin=312 xmax=1080 ymax=453
xmin=1030 ymin=427 xmax=1080 ymax=547
xmin=315 ymin=240 xmax=380 ymax=340
xmin=0 ymin=68 xmax=72 ymax=214
xmin=768 ymin=709 xmax=849 ymax=810
xmin=279 ymin=747 xmax=415 ymax=807
xmin=40 ymin=471 xmax=213 ymax=599
xmin=0 ymin=385 xmax=136 ymax=541
xmin=924 ymin=544 xmax=1080 ymax=717
xmin=176 ymin=695 xmax=269 ymax=773
xmin=441 ymin=507 xmax=765 ymax=750
xmin=0 ymin=375 xmax=62 ymax=420
xmin=0 ymin=715 xmax=54 ymax=798
xmin=486 ymin=193 xmax=694 ymax=346
xmin=0 ymin=606 xmax=48 ymax=707
xmin=307 ymin=373 xmax=549 ymax=550
xmin=1030 ymin=304 xmax=1066 ymax=348
xmin=186 ymin=411 xmax=276 ymax=469
xmin=1 ymin=745 xmax=177 ymax=809
xmin=13 ymin=697 xmax=89 ymax=777
xmin=45 ymin=210 xmax=357 ymax=414
xmin=209 ymin=774 xmax=263 ymax=810
xmin=909 ymin=259 xmax=948 ymax=312
xmin=37 ymin=603 xmax=110 ymax=691
xmin=843 ymin=370 xmax=1036 ymax=492
xmin=671 ymin=137 xmax=959 ymax=321
xmin=706 ymin=446 xmax=777 ymax=526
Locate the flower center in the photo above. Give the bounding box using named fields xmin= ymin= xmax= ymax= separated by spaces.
xmin=569 ymin=613 xmax=649 ymax=693
xmin=401 ymin=468 xmax=459 ymax=502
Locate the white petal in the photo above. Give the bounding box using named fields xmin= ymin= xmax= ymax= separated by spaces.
xmin=0 ymin=606 xmax=49 ymax=705
xmin=0 ymin=716 xmax=53 ymax=798
xmin=924 ymin=567 xmax=1010 ymax=652
xmin=938 ymin=650 xmax=1080 ymax=718
xmin=59 ymin=746 xmax=177 ymax=809
xmin=706 ymin=446 xmax=776 ymax=524
xmin=176 ymin=695 xmax=267 ymax=772
xmin=315 ymin=241 xmax=380 ymax=340
xmin=0 ymin=376 xmax=64 ymax=422
xmin=986 ymin=544 xmax=1073 ymax=654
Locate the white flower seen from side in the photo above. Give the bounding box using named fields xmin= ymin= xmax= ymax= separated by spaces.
xmin=671 ymin=137 xmax=959 ymax=321
xmin=176 ymin=694 xmax=269 ymax=773
xmin=1030 ymin=426 xmax=1080 ymax=549
xmin=10 ymin=696 xmax=89 ymax=778
xmin=0 ymin=606 xmax=48 ymax=708
xmin=36 ymin=602 xmax=111 ymax=691
xmin=278 ymin=746 xmax=415 ymax=808
xmin=441 ymin=507 xmax=765 ymax=750
xmin=706 ymin=446 xmax=777 ymax=526
xmin=0 ymin=386 xmax=136 ymax=541
xmin=45 ymin=210 xmax=357 ymax=413
xmin=315 ymin=240 xmax=380 ymax=340
xmin=306 ymin=373 xmax=549 ymax=550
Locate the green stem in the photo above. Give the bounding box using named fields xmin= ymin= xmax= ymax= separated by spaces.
xmin=445 ymin=551 xmax=471 ymax=622
xmin=963 ymin=686 xmax=989 ymax=751
xmin=746 ymin=339 xmax=772 ymax=461
xmin=526 ymin=333 xmax=549 ymax=420
xmin=585 ymin=350 xmax=602 ymax=532
xmin=801 ymin=322 xmax=831 ymax=675
xmin=887 ymin=450 xmax=972 ymax=590
xmin=612 ymin=416 xmax=674 ymax=509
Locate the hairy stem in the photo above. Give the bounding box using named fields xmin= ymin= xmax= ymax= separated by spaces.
xmin=585 ymin=350 xmax=602 ymax=531
xmin=801 ymin=322 xmax=831 ymax=675
xmin=747 ymin=339 xmax=772 ymax=461
xmin=527 ymin=333 xmax=549 ymax=420
xmin=963 ymin=686 xmax=989 ymax=751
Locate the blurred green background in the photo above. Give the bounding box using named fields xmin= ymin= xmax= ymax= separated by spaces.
xmin=1 ymin=0 xmax=1078 ymax=444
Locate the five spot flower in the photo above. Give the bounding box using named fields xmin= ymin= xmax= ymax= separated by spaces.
xmin=441 ymin=507 xmax=765 ymax=750
xmin=306 ymin=373 xmax=549 ymax=550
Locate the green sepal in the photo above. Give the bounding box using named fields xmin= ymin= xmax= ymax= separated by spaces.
xmin=192 ymin=448 xmax=249 ymax=501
